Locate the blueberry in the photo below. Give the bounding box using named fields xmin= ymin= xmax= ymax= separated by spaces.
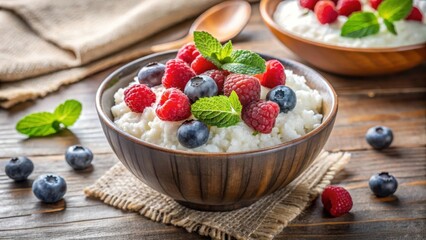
xmin=369 ymin=172 xmax=398 ymax=197
xmin=65 ymin=145 xmax=93 ymax=170
xmin=184 ymin=75 xmax=218 ymax=103
xmin=366 ymin=126 xmax=393 ymax=150
xmin=137 ymin=62 xmax=165 ymax=87
xmin=266 ymin=85 xmax=297 ymax=113
xmin=5 ymin=157 xmax=34 ymax=181
xmin=32 ymin=174 xmax=67 ymax=203
xmin=177 ymin=120 xmax=209 ymax=148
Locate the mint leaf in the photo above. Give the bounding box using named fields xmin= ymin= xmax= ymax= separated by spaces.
xmin=191 ymin=93 xmax=242 ymax=127
xmin=219 ymin=41 xmax=233 ymax=60
xmin=378 ymin=0 xmax=412 ymax=22
xmin=16 ymin=112 xmax=58 ymax=137
xmin=341 ymin=12 xmax=380 ymax=38
xmin=383 ymin=19 xmax=397 ymax=35
xmin=54 ymin=99 xmax=82 ymax=127
xmin=194 ymin=31 xmax=223 ymax=67
xmin=222 ymin=50 xmax=266 ymax=75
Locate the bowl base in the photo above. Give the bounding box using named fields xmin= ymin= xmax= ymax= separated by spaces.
xmin=176 ymin=199 xmax=258 ymax=212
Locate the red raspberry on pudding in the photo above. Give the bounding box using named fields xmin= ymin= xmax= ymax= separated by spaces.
xmin=162 ymin=59 xmax=196 ymax=91
xmin=176 ymin=43 xmax=200 ymax=64
xmin=224 ymin=74 xmax=261 ymax=107
xmin=156 ymin=88 xmax=191 ymax=121
xmin=255 ymin=60 xmax=286 ymax=89
xmin=406 ymin=7 xmax=424 ymax=22
xmin=369 ymin=0 xmax=382 ymax=10
xmin=321 ymin=185 xmax=353 ymax=217
xmin=123 ymin=84 xmax=156 ymax=113
xmin=299 ymin=0 xmax=319 ymax=11
xmin=315 ymin=0 xmax=338 ymax=24
xmin=191 ymin=55 xmax=218 ymax=74
xmin=337 ymin=0 xmax=362 ymax=17
xmin=242 ymin=100 xmax=280 ymax=134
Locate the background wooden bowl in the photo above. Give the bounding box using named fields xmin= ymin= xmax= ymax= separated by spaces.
xmin=96 ymin=51 xmax=338 ymax=211
xmin=260 ymin=0 xmax=426 ymax=76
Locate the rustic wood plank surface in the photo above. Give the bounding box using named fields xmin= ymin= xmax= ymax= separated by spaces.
xmin=1 ymin=3 xmax=425 ymax=239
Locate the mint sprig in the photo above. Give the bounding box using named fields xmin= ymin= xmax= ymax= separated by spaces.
xmin=378 ymin=0 xmax=412 ymax=22
xmin=194 ymin=31 xmax=265 ymax=75
xmin=16 ymin=99 xmax=82 ymax=137
xmin=191 ymin=91 xmax=242 ymax=127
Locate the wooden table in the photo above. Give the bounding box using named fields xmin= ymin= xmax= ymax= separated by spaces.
xmin=1 ymin=4 xmax=425 ymax=239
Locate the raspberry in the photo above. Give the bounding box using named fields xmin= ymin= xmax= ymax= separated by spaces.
xmin=162 ymin=59 xmax=196 ymax=91
xmin=369 ymin=0 xmax=382 ymax=10
xmin=176 ymin=43 xmax=200 ymax=64
xmin=124 ymin=84 xmax=156 ymax=113
xmin=224 ymin=74 xmax=261 ymax=106
xmin=242 ymin=100 xmax=280 ymax=134
xmin=321 ymin=186 xmax=353 ymax=217
xmin=191 ymin=55 xmax=218 ymax=74
xmin=337 ymin=0 xmax=361 ymax=16
xmin=315 ymin=1 xmax=338 ymax=24
xmin=255 ymin=60 xmax=286 ymax=89
xmin=156 ymin=88 xmax=191 ymax=121
xmin=201 ymin=70 xmax=229 ymax=94
xmin=299 ymin=0 xmax=319 ymax=11
xmin=406 ymin=7 xmax=423 ymax=22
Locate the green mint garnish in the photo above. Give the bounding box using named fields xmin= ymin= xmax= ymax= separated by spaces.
xmin=193 ymin=31 xmax=265 ymax=75
xmin=16 ymin=99 xmax=82 ymax=137
xmin=383 ymin=19 xmax=397 ymax=35
xmin=378 ymin=0 xmax=412 ymax=22
xmin=341 ymin=12 xmax=380 ymax=38
xmin=191 ymin=91 xmax=242 ymax=127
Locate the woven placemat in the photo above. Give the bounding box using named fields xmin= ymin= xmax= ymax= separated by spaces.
xmin=84 ymin=151 xmax=350 ymax=240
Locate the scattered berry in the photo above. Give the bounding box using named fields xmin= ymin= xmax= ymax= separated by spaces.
xmin=299 ymin=0 xmax=319 ymax=11
xmin=5 ymin=157 xmax=34 ymax=181
xmin=124 ymin=84 xmax=156 ymax=113
xmin=156 ymin=88 xmax=191 ymax=121
xmin=266 ymin=85 xmax=297 ymax=113
xmin=406 ymin=7 xmax=423 ymax=22
xmin=321 ymin=185 xmax=353 ymax=217
xmin=177 ymin=120 xmax=209 ymax=148
xmin=191 ymin=55 xmax=218 ymax=74
xmin=315 ymin=0 xmax=338 ymax=24
xmin=365 ymin=126 xmax=393 ymax=150
xmin=224 ymin=74 xmax=261 ymax=106
xmin=137 ymin=62 xmax=165 ymax=87
xmin=162 ymin=59 xmax=196 ymax=91
xmin=255 ymin=60 xmax=286 ymax=89
xmin=242 ymin=100 xmax=280 ymax=134
xmin=176 ymin=43 xmax=200 ymax=64
xmin=65 ymin=145 xmax=93 ymax=170
xmin=337 ymin=0 xmax=362 ymax=17
xmin=184 ymin=75 xmax=218 ymax=103
xmin=369 ymin=0 xmax=382 ymax=10
xmin=369 ymin=172 xmax=398 ymax=197
xmin=201 ymin=70 xmax=229 ymax=94
xmin=32 ymin=174 xmax=67 ymax=203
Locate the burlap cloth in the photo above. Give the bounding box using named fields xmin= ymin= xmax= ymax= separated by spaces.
xmin=84 ymin=151 xmax=350 ymax=240
xmin=0 ymin=0 xmax=223 ymax=108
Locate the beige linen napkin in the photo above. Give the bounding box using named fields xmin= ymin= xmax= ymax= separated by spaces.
xmin=85 ymin=151 xmax=350 ymax=240
xmin=0 ymin=0 xmax=222 ymax=108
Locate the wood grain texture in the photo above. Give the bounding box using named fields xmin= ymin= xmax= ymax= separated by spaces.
xmin=0 ymin=2 xmax=425 ymax=239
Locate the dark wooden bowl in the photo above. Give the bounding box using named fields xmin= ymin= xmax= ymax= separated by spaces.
xmin=260 ymin=0 xmax=426 ymax=76
xmin=95 ymin=51 xmax=338 ymax=211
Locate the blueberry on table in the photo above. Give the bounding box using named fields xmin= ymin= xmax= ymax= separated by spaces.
xmin=177 ymin=120 xmax=209 ymax=148
xmin=5 ymin=156 xmax=34 ymax=181
xmin=266 ymin=85 xmax=297 ymax=113
xmin=366 ymin=126 xmax=393 ymax=150
xmin=369 ymin=172 xmax=398 ymax=197
xmin=137 ymin=62 xmax=165 ymax=87
xmin=184 ymin=75 xmax=218 ymax=103
xmin=65 ymin=145 xmax=93 ymax=170
xmin=32 ymin=174 xmax=67 ymax=203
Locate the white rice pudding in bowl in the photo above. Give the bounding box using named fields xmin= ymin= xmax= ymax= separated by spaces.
xmin=111 ymin=70 xmax=323 ymax=153
xmin=273 ymin=0 xmax=426 ymax=48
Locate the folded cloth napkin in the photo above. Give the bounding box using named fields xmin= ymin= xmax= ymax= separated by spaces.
xmin=84 ymin=151 xmax=350 ymax=240
xmin=0 ymin=0 xmax=222 ymax=108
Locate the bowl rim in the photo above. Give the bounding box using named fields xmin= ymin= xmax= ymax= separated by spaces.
xmin=96 ymin=50 xmax=338 ymax=157
xmin=259 ymin=0 xmax=426 ymax=53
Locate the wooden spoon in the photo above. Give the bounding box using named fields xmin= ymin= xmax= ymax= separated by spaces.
xmin=150 ymin=0 xmax=251 ymax=53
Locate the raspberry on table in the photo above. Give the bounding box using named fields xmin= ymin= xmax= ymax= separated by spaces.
xmin=406 ymin=7 xmax=423 ymax=22
xmin=337 ymin=0 xmax=361 ymax=17
xmin=156 ymin=88 xmax=191 ymax=121
xmin=299 ymin=0 xmax=319 ymax=11
xmin=162 ymin=59 xmax=196 ymax=91
xmin=224 ymin=74 xmax=261 ymax=106
xmin=176 ymin=43 xmax=200 ymax=64
xmin=321 ymin=185 xmax=353 ymax=217
xmin=255 ymin=60 xmax=286 ymax=89
xmin=124 ymin=84 xmax=156 ymax=113
xmin=242 ymin=100 xmax=280 ymax=134
xmin=201 ymin=69 xmax=229 ymax=94
xmin=315 ymin=0 xmax=338 ymax=24
xmin=191 ymin=55 xmax=218 ymax=74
